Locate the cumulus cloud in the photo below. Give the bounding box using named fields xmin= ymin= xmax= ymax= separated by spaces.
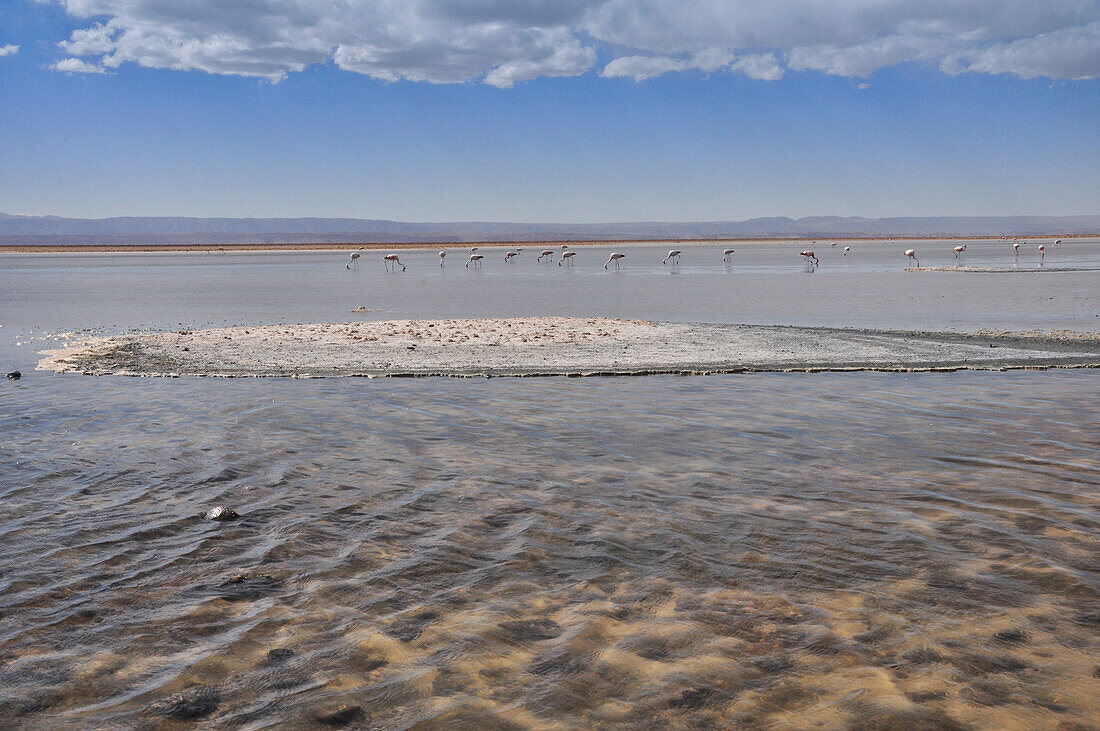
xmin=52 ymin=57 xmax=105 ymax=73
xmin=46 ymin=1 xmax=1100 ymax=84
xmin=0 ymin=44 xmax=19 ymax=57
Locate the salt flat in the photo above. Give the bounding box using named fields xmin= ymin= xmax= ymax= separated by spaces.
xmin=38 ymin=317 xmax=1100 ymax=377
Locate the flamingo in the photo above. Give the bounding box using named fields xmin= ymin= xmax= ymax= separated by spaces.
xmin=723 ymin=248 xmax=735 ymax=262
xmin=800 ymin=250 xmax=818 ymax=266
xmin=559 ymin=251 xmax=576 ymax=266
xmin=346 ymin=247 xmax=363 ymax=269
xmin=470 ymin=247 xmax=479 ymax=253
xmin=537 ymin=249 xmax=555 ymax=261
xmin=1038 ymin=244 xmax=1045 ymax=264
xmin=1013 ymin=242 xmax=1019 ymax=256
xmin=663 ymin=250 xmax=681 ymax=265
xmin=1053 ymin=239 xmax=1062 ymax=246
xmin=829 ymin=241 xmax=837 ymax=247
xmin=466 ymin=253 xmax=484 ymax=268
xmin=605 ymin=252 xmax=625 ymax=269
xmin=561 ymin=244 xmax=570 ymax=250
xmin=505 ymin=249 xmax=519 ymax=262
xmin=843 ymin=246 xmax=851 ymax=255
xmin=383 ymin=254 xmax=405 ymax=272
xmin=904 ymin=249 xmax=919 ymax=267
xmin=953 ymin=245 xmax=966 ymax=258
xmin=439 ymin=250 xmax=446 ymax=266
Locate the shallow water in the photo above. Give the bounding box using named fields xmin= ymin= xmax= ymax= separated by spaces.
xmin=1 ymin=244 xmax=1099 ymax=728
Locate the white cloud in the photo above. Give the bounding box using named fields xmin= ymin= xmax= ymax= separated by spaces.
xmin=52 ymin=57 xmax=105 ymax=73
xmin=731 ymin=54 xmax=784 ymax=81
xmin=0 ymin=44 xmax=19 ymax=57
xmin=47 ymin=1 xmax=1100 ymax=84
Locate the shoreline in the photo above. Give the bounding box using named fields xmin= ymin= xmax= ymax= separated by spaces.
xmin=38 ymin=317 xmax=1100 ymax=378
xmin=3 ymin=234 xmax=1094 ymax=255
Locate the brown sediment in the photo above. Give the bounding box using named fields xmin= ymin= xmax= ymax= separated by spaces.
xmin=36 ymin=317 xmax=1100 ymax=378
xmin=3 ymin=234 xmax=1095 ymax=254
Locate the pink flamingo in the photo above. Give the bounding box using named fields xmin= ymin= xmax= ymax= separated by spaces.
xmin=537 ymin=249 xmax=555 ymax=261
xmin=800 ymin=250 xmax=818 ymax=266
xmin=1038 ymin=244 xmax=1045 ymax=264
xmin=439 ymin=250 xmax=446 ymax=266
xmin=559 ymin=251 xmax=576 ymax=266
xmin=953 ymin=245 xmax=966 ymax=258
xmin=346 ymin=247 xmax=363 ymax=269
xmin=904 ymin=249 xmax=919 ymax=267
xmin=722 ymin=248 xmax=735 ymax=262
xmin=505 ymin=249 xmax=519 ymax=262
xmin=466 ymin=253 xmax=484 ymax=268
xmin=1013 ymin=242 xmax=1019 ymax=256
xmin=663 ymin=250 xmax=681 ymax=265
xmin=843 ymin=246 xmax=851 ymax=255
xmin=383 ymin=254 xmax=405 ymax=272
xmin=605 ymin=252 xmax=625 ymax=269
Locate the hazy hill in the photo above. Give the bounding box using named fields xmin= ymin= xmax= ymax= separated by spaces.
xmin=1 ymin=213 xmax=1097 ymax=246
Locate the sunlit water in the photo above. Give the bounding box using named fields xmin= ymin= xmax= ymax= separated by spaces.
xmin=1 ymin=242 xmax=1098 ymax=727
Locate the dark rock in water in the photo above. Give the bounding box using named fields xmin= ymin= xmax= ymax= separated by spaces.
xmin=314 ymin=704 xmax=365 ymax=727
xmin=152 ymin=686 xmax=221 ymax=719
xmin=530 ymin=653 xmax=585 ymax=676
xmin=753 ymin=655 xmax=793 ymax=674
xmin=498 ymin=618 xmax=563 ymax=642
xmin=385 ymin=611 xmax=439 ymax=643
xmin=216 ymin=573 xmax=280 ymax=601
xmin=265 ymin=648 xmax=295 ymax=665
xmin=993 ymin=628 xmax=1027 ymax=645
xmin=6 ymin=371 xmax=20 ymax=380
xmin=902 ymin=648 xmax=944 ymax=665
xmin=1071 ymin=611 xmax=1100 ymax=627
xmin=203 ymin=506 xmax=240 ymax=521
xmin=668 ymin=686 xmax=717 ymax=709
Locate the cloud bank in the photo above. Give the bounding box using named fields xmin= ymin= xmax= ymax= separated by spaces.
xmin=49 ymin=1 xmax=1100 ymax=84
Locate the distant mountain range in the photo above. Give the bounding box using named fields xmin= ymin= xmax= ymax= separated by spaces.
xmin=1 ymin=213 xmax=1097 ymax=246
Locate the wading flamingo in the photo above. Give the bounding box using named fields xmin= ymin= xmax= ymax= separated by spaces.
xmin=723 ymin=248 xmax=735 ymax=262
xmin=470 ymin=247 xmax=479 ymax=253
xmin=559 ymin=251 xmax=576 ymax=266
xmin=538 ymin=249 xmax=555 ymax=261
xmin=1013 ymin=242 xmax=1019 ymax=257
xmin=439 ymin=251 xmax=446 ymax=266
xmin=383 ymin=254 xmax=406 ymax=272
xmin=605 ymin=252 xmax=625 ymax=269
xmin=505 ymin=249 xmax=519 ymax=262
xmin=953 ymin=245 xmax=966 ymax=258
xmin=843 ymin=246 xmax=851 ymax=255
xmin=1038 ymin=244 xmax=1045 ymax=264
xmin=663 ymin=250 xmax=681 ymax=265
xmin=1054 ymin=239 xmax=1062 ymax=246
xmin=346 ymin=247 xmax=363 ymax=269
xmin=466 ymin=253 xmax=484 ymax=268
xmin=905 ymin=249 xmax=919 ymax=267
xmin=800 ymin=250 xmax=818 ymax=266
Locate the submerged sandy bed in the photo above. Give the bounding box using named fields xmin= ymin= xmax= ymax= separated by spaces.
xmin=37 ymin=317 xmax=1100 ymax=378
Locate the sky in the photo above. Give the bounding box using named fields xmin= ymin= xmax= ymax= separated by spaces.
xmin=1 ymin=1 xmax=1098 ymax=222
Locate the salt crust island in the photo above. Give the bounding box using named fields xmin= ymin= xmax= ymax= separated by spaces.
xmin=37 ymin=317 xmax=1100 ymax=378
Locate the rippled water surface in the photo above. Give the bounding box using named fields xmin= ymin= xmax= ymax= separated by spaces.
xmin=1 ymin=245 xmax=1099 ymax=728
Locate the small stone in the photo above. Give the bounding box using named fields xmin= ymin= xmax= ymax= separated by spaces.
xmin=993 ymin=629 xmax=1027 ymax=645
xmin=152 ymin=686 xmax=220 ymax=720
xmin=314 ymin=704 xmax=365 ymax=727
xmin=498 ymin=618 xmax=563 ymax=641
xmin=203 ymin=506 xmax=240 ymax=521
xmin=6 ymin=371 xmax=20 ymax=380
xmin=265 ymin=648 xmax=295 ymax=665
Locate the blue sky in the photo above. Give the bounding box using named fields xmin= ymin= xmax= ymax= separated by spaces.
xmin=1 ymin=0 xmax=1098 ymax=222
